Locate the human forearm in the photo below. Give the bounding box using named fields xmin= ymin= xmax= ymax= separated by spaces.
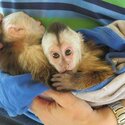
xmin=93 ymin=106 xmax=117 ymax=125
xmin=94 ymin=100 xmax=125 ymax=125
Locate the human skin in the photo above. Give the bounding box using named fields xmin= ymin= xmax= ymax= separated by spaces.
xmin=31 ymin=90 xmax=118 ymax=125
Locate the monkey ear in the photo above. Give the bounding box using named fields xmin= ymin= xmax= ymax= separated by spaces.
xmin=78 ymin=32 xmax=84 ymax=40
xmin=78 ymin=32 xmax=84 ymax=38
xmin=8 ymin=25 xmax=26 ymax=40
xmin=0 ymin=13 xmax=4 ymax=23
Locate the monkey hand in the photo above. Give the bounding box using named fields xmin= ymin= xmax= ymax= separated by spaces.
xmin=51 ymin=72 xmax=78 ymax=91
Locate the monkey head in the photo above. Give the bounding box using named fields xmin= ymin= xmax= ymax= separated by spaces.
xmin=1 ymin=12 xmax=45 ymax=43
xmin=42 ymin=22 xmax=84 ymax=73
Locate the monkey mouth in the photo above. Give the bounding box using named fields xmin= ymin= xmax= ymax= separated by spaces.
xmin=60 ymin=70 xmax=73 ymax=74
xmin=65 ymin=70 xmax=73 ymax=73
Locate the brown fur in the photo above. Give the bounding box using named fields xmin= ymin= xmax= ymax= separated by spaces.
xmin=0 ymin=12 xmax=57 ymax=85
xmin=76 ymin=41 xmax=113 ymax=88
xmin=45 ymin=23 xmax=114 ymax=91
xmin=0 ymin=40 xmax=53 ymax=83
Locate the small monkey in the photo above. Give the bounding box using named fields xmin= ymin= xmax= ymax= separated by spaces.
xmin=0 ymin=12 xmax=56 ymax=83
xmin=0 ymin=13 xmax=114 ymax=91
xmin=42 ymin=22 xmax=114 ymax=91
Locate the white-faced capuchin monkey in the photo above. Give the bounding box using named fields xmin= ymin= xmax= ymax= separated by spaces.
xmin=42 ymin=22 xmax=114 ymax=91
xmin=0 ymin=12 xmax=57 ymax=83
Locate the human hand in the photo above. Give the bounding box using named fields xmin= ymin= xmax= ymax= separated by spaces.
xmin=0 ymin=71 xmax=49 ymax=116
xmin=31 ymin=90 xmax=117 ymax=125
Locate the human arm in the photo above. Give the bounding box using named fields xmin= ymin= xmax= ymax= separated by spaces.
xmin=31 ymin=90 xmax=118 ymax=125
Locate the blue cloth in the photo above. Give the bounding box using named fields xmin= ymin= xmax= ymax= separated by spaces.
xmin=79 ymin=27 xmax=125 ymax=51
xmin=0 ymin=71 xmax=49 ymax=117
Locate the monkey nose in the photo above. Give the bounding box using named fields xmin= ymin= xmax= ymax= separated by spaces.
xmin=59 ymin=66 xmax=67 ymax=73
xmin=66 ymin=64 xmax=70 ymax=69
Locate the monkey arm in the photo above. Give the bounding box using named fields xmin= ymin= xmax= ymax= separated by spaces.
xmin=72 ymin=71 xmax=113 ymax=89
xmin=51 ymin=69 xmax=113 ymax=91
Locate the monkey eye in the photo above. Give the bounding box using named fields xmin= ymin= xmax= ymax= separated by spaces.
xmin=65 ymin=49 xmax=72 ymax=56
xmin=52 ymin=52 xmax=60 ymax=59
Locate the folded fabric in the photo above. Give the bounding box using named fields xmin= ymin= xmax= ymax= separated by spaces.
xmin=73 ymin=20 xmax=125 ymax=106
xmin=0 ymin=71 xmax=49 ymax=117
xmin=73 ymin=72 xmax=125 ymax=106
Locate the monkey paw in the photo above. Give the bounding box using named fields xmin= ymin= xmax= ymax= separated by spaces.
xmin=51 ymin=73 xmax=76 ymax=91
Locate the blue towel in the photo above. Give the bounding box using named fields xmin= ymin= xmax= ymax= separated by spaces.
xmin=0 ymin=72 xmax=49 ymax=117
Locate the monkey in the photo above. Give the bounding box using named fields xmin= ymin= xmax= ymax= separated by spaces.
xmin=0 ymin=13 xmax=114 ymax=91
xmin=41 ymin=22 xmax=114 ymax=91
xmin=0 ymin=12 xmax=57 ymax=84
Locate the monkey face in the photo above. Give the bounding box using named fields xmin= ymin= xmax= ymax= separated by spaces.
xmin=48 ymin=41 xmax=75 ymax=73
xmin=2 ymin=12 xmax=45 ymax=42
xmin=42 ymin=23 xmax=84 ymax=73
